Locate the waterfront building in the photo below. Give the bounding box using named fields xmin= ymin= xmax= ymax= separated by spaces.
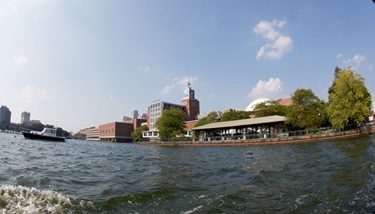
xmin=147 ymin=100 xmax=186 ymax=131
xmin=142 ymin=100 xmax=185 ymax=139
xmin=21 ymin=111 xmax=31 ymax=124
xmin=0 ymin=105 xmax=11 ymax=129
xmin=79 ymin=127 xmax=100 ymax=141
xmin=99 ymin=122 xmax=134 ymax=143
xmin=142 ymin=81 xmax=201 ymax=139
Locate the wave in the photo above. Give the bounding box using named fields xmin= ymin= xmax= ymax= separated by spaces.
xmin=0 ymin=185 xmax=94 ymax=214
xmin=104 ymin=188 xmax=171 ymax=207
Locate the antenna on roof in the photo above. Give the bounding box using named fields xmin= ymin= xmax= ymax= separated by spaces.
xmin=187 ymin=71 xmax=191 ymax=87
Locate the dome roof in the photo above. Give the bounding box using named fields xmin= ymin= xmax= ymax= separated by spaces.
xmin=245 ymin=98 xmax=270 ymax=112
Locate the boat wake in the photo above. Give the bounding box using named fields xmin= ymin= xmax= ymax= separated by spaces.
xmin=0 ymin=185 xmax=94 ymax=213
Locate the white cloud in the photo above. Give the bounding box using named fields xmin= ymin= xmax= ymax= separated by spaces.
xmin=17 ymin=85 xmax=49 ymax=102
xmin=336 ymin=53 xmax=343 ymax=59
xmin=175 ymin=76 xmax=197 ymax=88
xmin=13 ymin=55 xmax=29 ymax=65
xmin=160 ymin=75 xmax=197 ymax=96
xmin=254 ymin=19 xmax=293 ymax=60
xmin=248 ymin=77 xmax=283 ymax=99
xmin=160 ymin=85 xmax=173 ymax=96
xmin=341 ymin=54 xmax=365 ymax=70
xmin=352 ymin=54 xmax=365 ymax=67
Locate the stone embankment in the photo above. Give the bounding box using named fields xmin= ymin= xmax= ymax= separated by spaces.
xmin=137 ymin=125 xmax=375 ymax=147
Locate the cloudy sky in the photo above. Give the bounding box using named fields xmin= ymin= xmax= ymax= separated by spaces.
xmin=1 ymin=0 xmax=374 ymax=131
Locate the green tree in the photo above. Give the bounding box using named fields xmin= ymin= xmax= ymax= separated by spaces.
xmin=155 ymin=108 xmax=186 ymax=138
xmin=194 ymin=111 xmax=218 ymax=127
xmin=253 ymin=100 xmax=288 ymax=117
xmin=286 ymin=89 xmax=325 ymax=130
xmin=220 ymin=111 xmax=249 ymax=122
xmin=131 ymin=125 xmax=149 ymax=141
xmin=327 ymin=67 xmax=372 ymax=131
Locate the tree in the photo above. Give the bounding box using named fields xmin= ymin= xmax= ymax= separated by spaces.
xmin=220 ymin=111 xmax=249 ymax=122
xmin=131 ymin=125 xmax=149 ymax=141
xmin=253 ymin=100 xmax=288 ymax=117
xmin=286 ymin=88 xmax=325 ymax=130
xmin=194 ymin=111 xmax=218 ymax=127
xmin=155 ymin=108 xmax=186 ymax=138
xmin=327 ymin=67 xmax=372 ymax=131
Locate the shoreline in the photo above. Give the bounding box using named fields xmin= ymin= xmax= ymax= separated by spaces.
xmin=137 ymin=129 xmax=375 ymax=147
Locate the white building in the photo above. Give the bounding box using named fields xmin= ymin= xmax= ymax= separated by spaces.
xmin=147 ymin=100 xmax=185 ymax=131
xmin=79 ymin=127 xmax=100 ymax=141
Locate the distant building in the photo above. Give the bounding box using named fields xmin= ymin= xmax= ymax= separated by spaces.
xmin=138 ymin=113 xmax=147 ymax=120
xmin=0 ymin=105 xmax=11 ymax=129
xmin=130 ymin=110 xmax=139 ymax=119
xmin=123 ymin=116 xmax=133 ymax=123
xmin=79 ymin=127 xmax=100 ymax=141
xmin=21 ymin=111 xmax=31 ymax=124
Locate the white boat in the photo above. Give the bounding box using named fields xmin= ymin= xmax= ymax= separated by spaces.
xmin=22 ymin=128 xmax=65 ymax=142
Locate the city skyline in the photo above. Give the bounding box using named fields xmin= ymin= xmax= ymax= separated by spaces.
xmin=0 ymin=0 xmax=374 ymax=131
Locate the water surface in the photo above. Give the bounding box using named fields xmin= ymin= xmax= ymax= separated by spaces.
xmin=1 ymin=132 xmax=375 ymax=213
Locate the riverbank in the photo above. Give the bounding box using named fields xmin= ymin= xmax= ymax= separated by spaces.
xmin=137 ymin=125 xmax=375 ymax=147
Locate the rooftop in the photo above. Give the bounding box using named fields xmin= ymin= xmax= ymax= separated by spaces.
xmin=192 ymin=115 xmax=286 ymax=131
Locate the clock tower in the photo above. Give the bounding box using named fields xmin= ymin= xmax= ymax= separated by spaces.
xmin=181 ymin=81 xmax=200 ymax=121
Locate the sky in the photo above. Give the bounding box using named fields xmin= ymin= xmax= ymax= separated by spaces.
xmin=1 ymin=0 xmax=374 ymax=132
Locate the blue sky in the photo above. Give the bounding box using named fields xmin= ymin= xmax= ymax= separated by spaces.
xmin=1 ymin=0 xmax=374 ymax=132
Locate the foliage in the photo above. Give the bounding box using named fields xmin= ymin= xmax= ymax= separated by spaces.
xmin=155 ymin=108 xmax=186 ymax=138
xmin=194 ymin=111 xmax=218 ymax=127
xmin=131 ymin=125 xmax=149 ymax=141
xmin=286 ymin=88 xmax=326 ymax=130
xmin=220 ymin=110 xmax=249 ymax=122
xmin=253 ymin=100 xmax=288 ymax=117
xmin=327 ymin=67 xmax=372 ymax=131
xmin=73 ymin=132 xmax=86 ymax=139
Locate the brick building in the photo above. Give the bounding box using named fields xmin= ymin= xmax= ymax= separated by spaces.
xmin=99 ymin=122 xmax=134 ymax=143
xmin=181 ymin=82 xmax=200 ymax=121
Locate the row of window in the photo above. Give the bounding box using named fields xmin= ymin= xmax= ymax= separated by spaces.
xmin=100 ymin=129 xmax=115 ymax=133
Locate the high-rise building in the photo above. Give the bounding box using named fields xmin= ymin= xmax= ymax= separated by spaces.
xmin=130 ymin=110 xmax=139 ymax=119
xmin=21 ymin=111 xmax=31 ymax=124
xmin=138 ymin=113 xmax=147 ymax=120
xmin=181 ymin=81 xmax=200 ymax=121
xmin=0 ymin=105 xmax=11 ymax=127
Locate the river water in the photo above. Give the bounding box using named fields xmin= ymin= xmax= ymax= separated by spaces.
xmin=1 ymin=132 xmax=375 ymax=213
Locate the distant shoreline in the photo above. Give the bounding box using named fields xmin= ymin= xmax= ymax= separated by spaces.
xmin=137 ymin=127 xmax=375 ymax=147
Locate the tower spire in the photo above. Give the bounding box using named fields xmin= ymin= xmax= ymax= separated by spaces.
xmin=187 ymin=71 xmax=191 ymax=87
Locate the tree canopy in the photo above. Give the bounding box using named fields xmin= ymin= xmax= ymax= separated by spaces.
xmin=155 ymin=108 xmax=186 ymax=138
xmin=194 ymin=111 xmax=218 ymax=127
xmin=253 ymin=100 xmax=288 ymax=117
xmin=327 ymin=67 xmax=372 ymax=131
xmin=286 ymin=88 xmax=326 ymax=130
xmin=131 ymin=125 xmax=148 ymax=141
xmin=220 ymin=110 xmax=249 ymax=122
